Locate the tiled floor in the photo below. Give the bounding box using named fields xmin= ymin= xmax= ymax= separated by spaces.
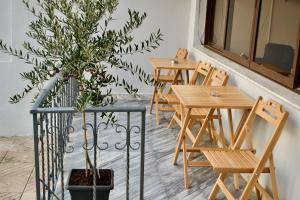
xmin=0 ymin=137 xmax=36 ymax=200
xmin=58 ymin=100 xmax=253 ymax=200
xmin=0 ymin=100 xmax=255 ymax=200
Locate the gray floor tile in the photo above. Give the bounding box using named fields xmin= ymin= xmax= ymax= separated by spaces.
xmin=0 ymin=151 xmax=7 ymax=163
xmin=0 ymin=192 xmax=22 ymax=200
xmin=2 ymin=151 xmax=34 ymax=163
xmin=0 ymin=162 xmax=33 ymax=193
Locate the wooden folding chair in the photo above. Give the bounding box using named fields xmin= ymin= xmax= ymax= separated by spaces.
xmin=169 ymin=68 xmax=229 ymax=144
xmin=202 ymin=97 xmax=288 ymax=200
xmin=150 ymin=48 xmax=188 ymax=125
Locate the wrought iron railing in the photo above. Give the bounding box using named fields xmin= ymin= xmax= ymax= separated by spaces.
xmin=31 ymin=76 xmax=146 ymax=200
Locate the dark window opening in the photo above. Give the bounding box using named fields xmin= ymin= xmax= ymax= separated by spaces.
xmin=205 ymin=0 xmax=300 ymax=90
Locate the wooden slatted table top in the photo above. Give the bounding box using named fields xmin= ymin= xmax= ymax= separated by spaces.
xmin=172 ymin=85 xmax=254 ymax=109
xmin=149 ymin=57 xmax=198 ymax=70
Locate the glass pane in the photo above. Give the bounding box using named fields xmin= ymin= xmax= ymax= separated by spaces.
xmin=225 ymin=0 xmax=256 ymax=59
xmin=210 ymin=0 xmax=228 ymax=48
xmin=255 ymin=0 xmax=300 ymax=76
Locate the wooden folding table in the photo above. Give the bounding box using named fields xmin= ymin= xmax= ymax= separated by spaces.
xmin=171 ymin=85 xmax=254 ymax=188
xmin=149 ymin=57 xmax=198 ymax=125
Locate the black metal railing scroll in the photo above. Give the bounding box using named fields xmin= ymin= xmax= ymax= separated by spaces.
xmin=31 ymin=76 xmax=146 ymax=200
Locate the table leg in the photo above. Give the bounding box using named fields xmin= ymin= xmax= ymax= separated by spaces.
xmin=210 ymin=119 xmax=216 ymax=143
xmin=180 ymin=103 xmax=185 ymax=122
xmin=155 ymin=70 xmax=161 ymax=125
xmin=227 ymin=108 xmax=240 ymax=190
xmin=182 ymin=134 xmax=190 ymax=189
xmin=188 ymin=108 xmax=215 ymax=160
xmin=186 ymin=70 xmax=190 ymax=84
xmin=155 ymin=90 xmax=161 ymax=125
xmin=234 ymin=109 xmax=251 ymax=143
xmin=173 ymin=108 xmax=191 ymax=165
xmin=167 ymin=113 xmax=176 ymax=129
xmin=149 ymin=86 xmax=157 ymax=114
xmin=216 ymin=109 xmax=226 ymax=147
xmin=150 ymin=69 xmax=159 ymax=114
xmin=207 ymin=120 xmax=216 ymax=144
xmin=167 ymin=70 xmax=181 ymax=94
xmin=227 ymin=109 xmax=235 ymax=146
xmin=240 ymin=110 xmax=253 ymax=149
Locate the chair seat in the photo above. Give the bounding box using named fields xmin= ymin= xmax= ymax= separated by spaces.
xmin=151 ymin=74 xmax=182 ymax=82
xmin=202 ymin=149 xmax=270 ymax=173
xmin=162 ymin=94 xmax=180 ymax=104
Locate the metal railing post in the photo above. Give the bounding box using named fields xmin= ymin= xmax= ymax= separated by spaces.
xmin=140 ymin=111 xmax=146 ymax=200
xmin=57 ymin=113 xmax=64 ymax=200
xmin=93 ymin=112 xmax=97 ymax=200
xmin=33 ymin=113 xmax=41 ymax=200
xmin=126 ymin=112 xmax=130 ymax=200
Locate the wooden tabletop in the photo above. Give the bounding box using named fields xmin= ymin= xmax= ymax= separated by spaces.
xmin=149 ymin=57 xmax=198 ymax=70
xmin=172 ymin=85 xmax=254 ymax=109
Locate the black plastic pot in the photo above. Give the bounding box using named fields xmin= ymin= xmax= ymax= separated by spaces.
xmin=66 ymin=169 xmax=114 ymax=200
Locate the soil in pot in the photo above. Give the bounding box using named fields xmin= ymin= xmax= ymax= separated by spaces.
xmin=67 ymin=169 xmax=114 ymax=200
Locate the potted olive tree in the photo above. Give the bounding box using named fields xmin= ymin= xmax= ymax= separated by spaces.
xmin=0 ymin=0 xmax=162 ymax=199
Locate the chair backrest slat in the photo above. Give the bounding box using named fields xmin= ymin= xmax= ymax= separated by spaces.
xmin=234 ymin=97 xmax=288 ymax=148
xmin=175 ymin=48 xmax=188 ymax=59
xmin=206 ymin=68 xmax=229 ymax=86
xmin=166 ymin=48 xmax=188 ymax=76
xmin=255 ymin=99 xmax=286 ymax=126
xmin=233 ymin=97 xmax=288 ymax=166
xmin=189 ymin=62 xmax=213 ymax=85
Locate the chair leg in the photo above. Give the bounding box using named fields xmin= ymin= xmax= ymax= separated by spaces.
xmin=155 ymin=89 xmax=160 ymax=125
xmin=210 ymin=120 xmax=217 ymax=144
xmin=149 ymin=87 xmax=157 ymax=114
xmin=179 ymin=71 xmax=184 ymax=84
xmin=270 ymin=161 xmax=279 ymax=200
xmin=255 ymin=182 xmax=262 ymax=200
xmin=240 ymin=173 xmax=260 ymax=200
xmin=199 ymin=119 xmax=203 ymax=127
xmin=167 ymin=86 xmax=173 ymax=94
xmin=173 ymin=130 xmax=184 ymax=165
xmin=176 ymin=128 xmax=181 ymax=141
xmin=176 ymin=117 xmax=193 ymax=141
xmin=187 ymin=118 xmax=195 ymax=131
xmin=185 ymin=118 xmax=195 ymax=143
xmin=167 ymin=113 xmax=177 ymax=129
xmin=182 ymin=135 xmax=190 ymax=189
xmin=207 ymin=120 xmax=214 ymax=144
xmin=233 ymin=174 xmax=240 ymax=191
xmin=208 ymin=173 xmax=226 ymax=200
xmin=173 ymin=109 xmax=191 ymax=165
xmin=216 ymin=109 xmax=226 ymax=147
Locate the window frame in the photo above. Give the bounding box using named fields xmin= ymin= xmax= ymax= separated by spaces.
xmin=204 ymin=0 xmax=300 ymax=89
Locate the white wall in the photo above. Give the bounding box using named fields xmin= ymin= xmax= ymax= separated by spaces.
xmin=0 ymin=0 xmax=191 ymax=136
xmin=110 ymin=0 xmax=191 ymax=95
xmin=188 ymin=0 xmax=300 ymax=199
xmin=0 ymin=1 xmax=34 ymax=136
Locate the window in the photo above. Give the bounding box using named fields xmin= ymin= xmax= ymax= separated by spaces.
xmin=225 ymin=0 xmax=255 ymax=59
xmin=205 ymin=0 xmax=300 ymax=89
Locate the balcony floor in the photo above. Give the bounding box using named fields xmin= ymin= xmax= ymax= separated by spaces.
xmin=0 ymin=99 xmax=255 ymax=200
xmin=0 ymin=136 xmax=35 ymax=200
